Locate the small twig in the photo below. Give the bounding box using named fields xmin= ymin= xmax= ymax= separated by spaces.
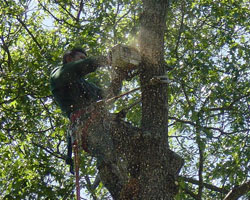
xmin=57 ymin=1 xmax=77 ymax=21
xmin=16 ymin=17 xmax=42 ymax=49
xmin=32 ymin=141 xmax=66 ymax=160
xmin=175 ymin=1 xmax=185 ymax=59
xmin=169 ymin=116 xmax=249 ymax=136
xmin=209 ymin=93 xmax=250 ymax=112
xmin=38 ymin=1 xmax=80 ymax=28
xmin=92 ymin=174 xmax=101 ymax=190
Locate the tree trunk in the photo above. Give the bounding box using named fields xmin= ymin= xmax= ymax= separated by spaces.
xmin=136 ymin=0 xmax=183 ymax=199
xmin=96 ymin=1 xmax=184 ymax=199
xmin=139 ymin=0 xmax=168 ymax=147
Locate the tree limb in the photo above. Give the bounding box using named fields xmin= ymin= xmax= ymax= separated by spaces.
xmin=0 ymin=36 xmax=13 ymax=68
xmin=179 ymin=176 xmax=229 ymax=194
xmin=223 ymin=180 xmax=250 ymax=200
xmin=209 ymin=93 xmax=250 ymax=112
xmin=32 ymin=141 xmax=66 ymax=161
xmin=76 ymin=0 xmax=84 ymax=21
xmin=169 ymin=116 xmax=249 ymax=136
xmin=38 ymin=1 xmax=80 ymax=28
xmin=57 ymin=1 xmax=78 ymax=21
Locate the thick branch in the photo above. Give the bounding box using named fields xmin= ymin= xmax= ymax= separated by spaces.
xmin=179 ymin=176 xmax=229 ymax=194
xmin=223 ymin=180 xmax=250 ymax=200
xmin=134 ymin=1 xmax=184 ymax=199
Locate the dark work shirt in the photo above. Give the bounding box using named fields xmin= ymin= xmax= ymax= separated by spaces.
xmin=50 ymin=58 xmax=103 ymax=118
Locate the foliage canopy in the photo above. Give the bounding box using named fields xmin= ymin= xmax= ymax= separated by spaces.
xmin=0 ymin=0 xmax=249 ymax=199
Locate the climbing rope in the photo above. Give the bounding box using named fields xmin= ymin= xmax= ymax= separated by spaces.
xmin=102 ymin=87 xmax=140 ymax=104
xmin=73 ymin=142 xmax=81 ymax=200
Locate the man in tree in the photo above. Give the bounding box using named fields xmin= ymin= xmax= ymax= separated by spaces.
xmin=50 ymin=48 xmax=125 ymax=198
xmin=50 ymin=48 xmax=105 ymax=162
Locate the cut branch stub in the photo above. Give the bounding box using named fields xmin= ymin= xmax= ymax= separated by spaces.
xmin=110 ymin=44 xmax=141 ymax=70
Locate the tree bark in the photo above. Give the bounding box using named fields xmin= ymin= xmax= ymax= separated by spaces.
xmin=139 ymin=0 xmax=168 ymax=138
xmin=223 ymin=180 xmax=250 ymax=200
xmin=136 ymin=0 xmax=184 ymax=199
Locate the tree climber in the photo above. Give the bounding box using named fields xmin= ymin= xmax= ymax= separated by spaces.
xmin=50 ymin=48 xmax=125 ymax=198
xmin=50 ymin=48 xmax=103 ymax=166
